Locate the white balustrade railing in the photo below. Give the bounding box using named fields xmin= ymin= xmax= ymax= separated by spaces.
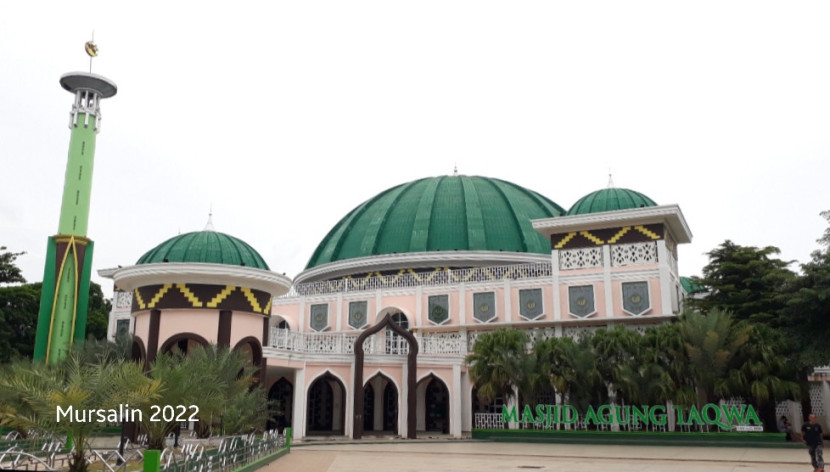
xmin=267 ymin=328 xmax=465 ymax=356
xmin=279 ymin=263 xmax=553 ymax=297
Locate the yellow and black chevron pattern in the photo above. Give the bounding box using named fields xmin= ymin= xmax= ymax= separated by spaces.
xmin=552 ymin=223 xmax=664 ymax=250
xmin=132 ymin=283 xmax=272 ymax=315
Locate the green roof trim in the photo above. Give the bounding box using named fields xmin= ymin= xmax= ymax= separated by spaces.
xmin=567 ymin=188 xmax=657 ymax=216
xmin=137 ymin=231 xmax=269 ymax=270
xmin=306 ymin=175 xmax=566 ymax=269
xmin=680 ymin=276 xmax=706 ymax=294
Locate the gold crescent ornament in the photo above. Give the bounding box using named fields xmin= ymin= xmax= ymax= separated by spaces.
xmin=85 ymin=41 xmax=98 ymax=57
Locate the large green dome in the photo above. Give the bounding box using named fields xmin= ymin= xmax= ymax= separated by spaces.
xmin=567 ymin=188 xmax=657 ymax=216
xmin=306 ymin=175 xmax=565 ymax=269
xmin=137 ymin=230 xmax=270 ymax=270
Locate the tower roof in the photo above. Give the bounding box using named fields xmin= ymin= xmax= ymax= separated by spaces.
xmin=137 ymin=231 xmax=269 ymax=270
xmin=567 ymin=188 xmax=657 ymax=215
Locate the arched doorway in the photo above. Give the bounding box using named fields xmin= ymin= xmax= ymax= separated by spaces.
xmin=267 ymin=378 xmax=293 ymax=432
xmin=307 ymin=373 xmax=346 ymax=435
xmin=159 ymin=333 xmax=209 ymax=356
xmin=418 ymin=375 xmax=449 ymax=433
xmin=383 ymin=382 xmax=399 ymax=432
xmin=364 ymin=374 xmax=398 ymax=434
xmin=363 ymin=383 xmax=375 ymax=432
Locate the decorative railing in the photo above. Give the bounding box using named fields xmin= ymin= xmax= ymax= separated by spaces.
xmin=611 ymin=241 xmax=657 ymax=267
xmin=267 ymin=328 xmax=464 ymax=355
xmin=280 ymin=263 xmax=553 ymax=297
xmin=559 ymin=247 xmax=603 ymax=270
xmin=266 ymin=326 xmax=630 ymax=356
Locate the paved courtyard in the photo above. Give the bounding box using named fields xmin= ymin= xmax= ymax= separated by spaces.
xmin=265 ymin=441 xmax=810 ymax=472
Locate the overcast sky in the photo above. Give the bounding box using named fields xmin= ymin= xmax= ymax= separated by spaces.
xmin=1 ymin=1 xmax=829 ymax=299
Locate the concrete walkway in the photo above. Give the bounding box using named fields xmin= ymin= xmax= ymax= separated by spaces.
xmin=264 ymin=441 xmax=813 ymax=472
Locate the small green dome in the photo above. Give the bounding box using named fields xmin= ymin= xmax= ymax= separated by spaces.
xmin=306 ymin=175 xmax=565 ymax=269
xmin=567 ymin=188 xmax=657 ymax=216
xmin=137 ymin=231 xmax=269 ymax=270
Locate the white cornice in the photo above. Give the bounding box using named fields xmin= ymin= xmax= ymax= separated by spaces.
xmin=295 ymin=251 xmax=550 ymax=284
xmin=112 ymin=263 xmax=293 ymax=296
xmin=532 ymin=204 xmax=693 ymax=244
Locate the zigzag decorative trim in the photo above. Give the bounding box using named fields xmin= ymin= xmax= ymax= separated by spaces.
xmin=579 ymin=230 xmax=604 ymax=245
xmin=608 ymin=226 xmax=632 ymax=244
xmin=176 ymin=284 xmax=203 ymax=307
xmin=148 ymin=284 xmax=172 ymax=308
xmin=207 ymin=285 xmax=236 ymax=308
xmin=554 ymin=232 xmax=578 ymax=249
xmin=134 ymin=289 xmax=146 ymax=310
xmin=635 ymin=225 xmax=661 ymax=240
xmin=240 ymin=287 xmax=262 ymax=313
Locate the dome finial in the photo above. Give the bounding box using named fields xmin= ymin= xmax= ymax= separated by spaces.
xmin=607 ymin=169 xmax=615 ymax=188
xmin=204 ymin=205 xmax=215 ymax=231
xmin=453 ymin=163 xmax=458 ymax=176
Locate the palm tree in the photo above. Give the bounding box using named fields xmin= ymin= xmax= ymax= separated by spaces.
xmin=138 ymin=344 xmax=268 ymax=448
xmin=723 ymin=323 xmax=800 ymax=429
xmin=590 ymin=326 xmax=641 ymax=403
xmin=535 ymin=336 xmax=603 ymax=414
xmin=0 ymin=356 xmax=159 ymax=472
xmin=678 ymin=308 xmax=750 ymax=405
xmin=466 ymin=329 xmax=528 ymax=405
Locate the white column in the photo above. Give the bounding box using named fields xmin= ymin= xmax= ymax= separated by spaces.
xmin=504 ymin=279 xmax=512 ymax=323
xmin=458 ymin=283 xmax=467 ymax=326
xmin=376 ymin=291 xmax=383 ymax=317
xmin=401 ymin=361 xmax=409 ymax=437
xmin=347 ymin=362 xmax=354 ymax=438
xmin=657 ymin=240 xmax=673 ymax=315
xmin=416 ymin=286 xmax=423 ymax=328
xmin=552 ymin=249 xmax=561 ymax=321
xmin=298 ymin=298 xmax=307 ymax=332
xmin=452 ymin=364 xmax=462 ymax=437
xmin=603 ymin=245 xmax=613 ymax=318
xmin=336 ymin=292 xmax=343 ymax=331
xmin=461 ymin=370 xmax=471 ymax=432
xmin=292 ymin=368 xmax=306 ymax=440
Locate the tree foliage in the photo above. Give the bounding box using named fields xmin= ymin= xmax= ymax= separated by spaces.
xmin=0 ymin=246 xmax=26 ymax=284
xmin=465 ymin=328 xmax=528 ymax=404
xmin=0 ymin=282 xmax=111 ymax=361
xmin=0 ymin=283 xmax=40 ymax=362
xmin=689 ymin=240 xmax=795 ymax=326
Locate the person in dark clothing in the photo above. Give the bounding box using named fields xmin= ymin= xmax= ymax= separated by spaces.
xmin=802 ymin=413 xmax=825 ymax=472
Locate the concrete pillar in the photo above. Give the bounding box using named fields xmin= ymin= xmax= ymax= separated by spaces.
xmin=292 ymin=369 xmax=306 ymax=440
xmin=452 ymin=364 xmax=462 ymax=437
xmin=656 ymin=240 xmax=673 ymax=315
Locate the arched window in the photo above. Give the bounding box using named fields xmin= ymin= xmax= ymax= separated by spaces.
xmin=385 ymin=312 xmax=409 ymax=354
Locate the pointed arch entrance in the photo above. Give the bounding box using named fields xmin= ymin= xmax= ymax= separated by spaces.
xmin=267 ymin=378 xmax=293 ymax=432
xmin=363 ymin=373 xmax=399 ymax=434
xmin=307 ymin=373 xmax=346 ymax=435
xmin=353 ymin=313 xmax=418 ymax=439
xmin=418 ymin=375 xmax=450 ymax=433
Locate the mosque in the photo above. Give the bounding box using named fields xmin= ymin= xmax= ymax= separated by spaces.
xmin=100 ymin=174 xmax=711 ymax=440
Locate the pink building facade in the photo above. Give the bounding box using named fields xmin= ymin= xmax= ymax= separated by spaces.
xmin=104 ymin=176 xmax=706 ymax=441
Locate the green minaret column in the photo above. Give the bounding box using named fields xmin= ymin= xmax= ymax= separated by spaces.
xmin=34 ymin=72 xmax=117 ymax=363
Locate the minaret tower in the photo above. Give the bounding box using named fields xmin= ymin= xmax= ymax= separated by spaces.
xmin=34 ymin=41 xmax=117 ymax=363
